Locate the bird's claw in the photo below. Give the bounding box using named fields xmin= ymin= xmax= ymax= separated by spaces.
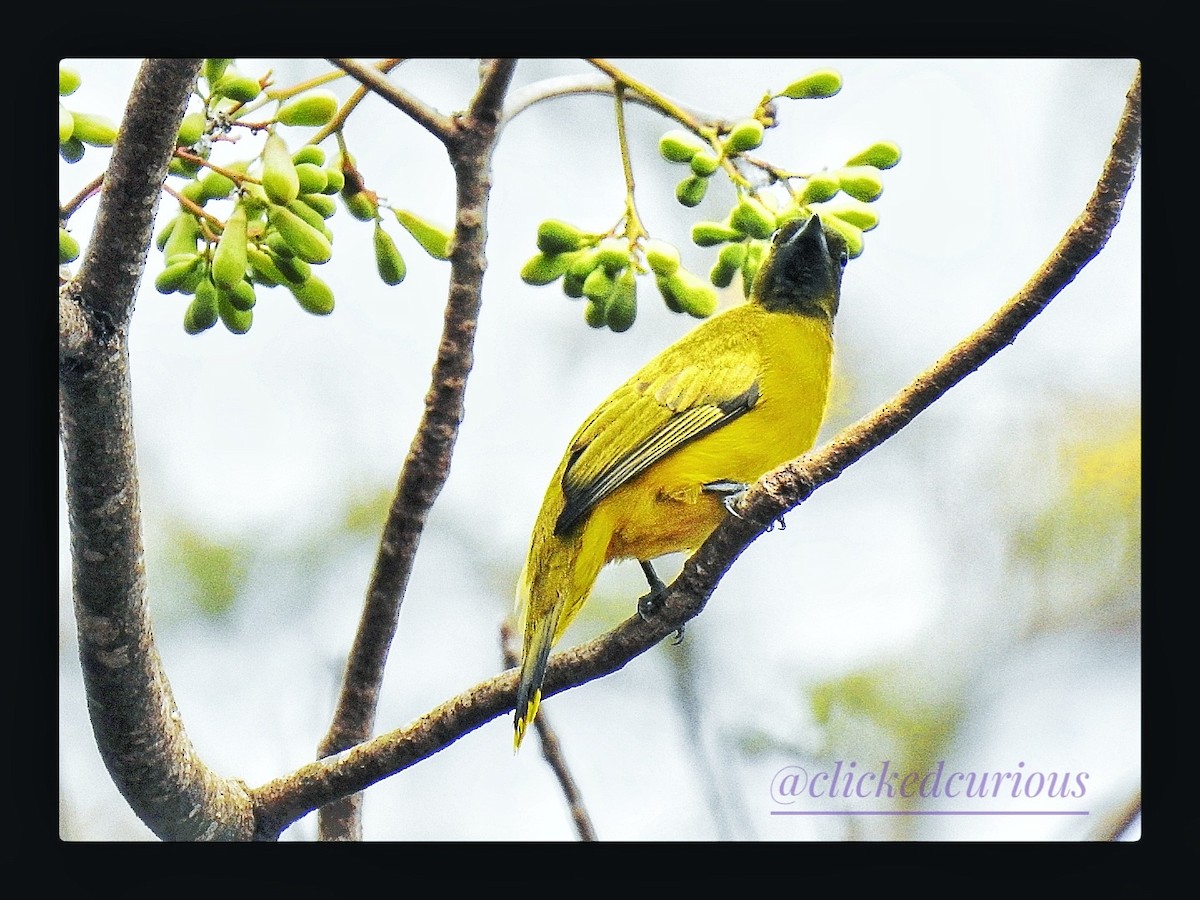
xmin=705 ymin=480 xmax=786 ymax=531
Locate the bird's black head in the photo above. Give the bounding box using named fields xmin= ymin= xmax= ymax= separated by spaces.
xmin=751 ymin=214 xmax=847 ymax=324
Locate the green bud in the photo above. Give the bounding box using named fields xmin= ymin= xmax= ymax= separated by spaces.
xmin=59 ymin=66 xmax=82 ymax=97
xmin=217 ymin=288 xmax=253 ymax=334
xmin=710 ymin=241 xmax=748 ymax=287
xmin=70 ymin=112 xmax=118 ymax=147
xmin=222 ymin=279 xmax=257 ymax=311
xmin=214 ymin=70 xmax=261 ymax=104
xmin=676 ymin=175 xmax=708 ymax=208
xmin=168 ymin=155 xmax=202 ymax=178
xmin=289 ymin=275 xmax=335 ymax=315
xmin=177 ymin=112 xmax=206 ymax=147
xmin=729 ymin=196 xmax=777 ymax=240
xmin=59 ymin=227 xmax=80 ymax=264
xmin=270 ymin=249 xmax=311 ymax=285
xmin=662 ymin=268 xmax=717 ymax=318
xmin=204 ymin=59 xmax=233 ymax=88
xmin=321 ymin=166 xmax=345 ymax=195
xmin=212 ymin=202 xmax=248 ymax=289
xmin=374 ymin=223 xmax=407 ymax=286
xmin=284 ymin=197 xmax=331 ymax=235
xmin=536 ymin=219 xmax=586 ymax=255
xmin=59 ymin=137 xmax=85 ymax=163
xmin=659 ymin=130 xmax=707 ymax=163
xmin=298 ymin=192 xmax=337 ymax=220
xmin=277 ymin=90 xmax=339 ymax=127
xmin=845 ymin=141 xmax=902 ymax=170
xmin=582 ymin=266 xmax=615 ymax=303
xmin=643 ymin=239 xmax=680 ymax=277
xmin=262 ymin=132 xmax=300 ymax=205
xmin=567 ymin=248 xmax=600 ymax=279
xmin=270 ymin=204 xmax=332 ymax=264
xmin=155 ymin=216 xmax=177 ymax=251
xmin=292 ymin=145 xmax=326 ymax=167
xmin=294 ymin=162 xmax=328 ymax=195
xmin=198 ymin=170 xmax=236 ymax=202
xmin=819 ymin=214 xmax=865 ymax=258
xmin=59 ymin=104 xmax=74 ymax=143
xmin=799 ymin=172 xmax=841 ymax=204
xmin=593 ymin=237 xmax=630 ymax=274
xmin=819 ymin=200 xmax=879 ymax=232
xmin=724 ymin=118 xmax=765 ymax=154
xmin=184 ymin=279 xmax=219 ymax=334
xmin=520 ymin=252 xmax=570 ymax=286
xmin=342 ymin=190 xmax=378 ymax=222
xmin=393 ymin=209 xmax=452 ymax=260
xmin=246 ymin=246 xmax=284 ymax=287
xmin=836 ymin=166 xmax=884 ymax=203
xmin=155 ymin=255 xmax=201 ymax=294
xmin=164 ymin=213 xmax=200 ymax=264
xmin=691 ymin=221 xmax=743 ymax=247
xmin=779 ymin=69 xmax=843 ymax=100
xmin=606 ymin=269 xmax=637 ymax=333
xmin=584 ymin=297 xmax=608 ymax=328
xmin=689 ymin=151 xmax=721 ymax=177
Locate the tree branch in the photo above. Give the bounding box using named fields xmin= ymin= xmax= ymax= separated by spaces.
xmin=252 ymin=65 xmax=1140 ymax=840
xmin=314 ymin=58 xmax=516 ymax=841
xmin=501 ymin=72 xmax=725 ymax=131
xmin=328 ymin=57 xmax=456 ymax=143
xmin=60 ymin=58 xmax=259 ymax=841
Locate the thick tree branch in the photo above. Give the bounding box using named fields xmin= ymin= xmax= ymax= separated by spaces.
xmin=60 ymin=58 xmax=258 ymax=841
xmin=252 ymin=66 xmax=1140 ymax=839
xmin=314 ymin=58 xmax=516 ymax=841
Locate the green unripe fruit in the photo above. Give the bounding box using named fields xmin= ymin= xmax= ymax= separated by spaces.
xmin=724 ymin=118 xmax=765 ymax=153
xmin=606 ymin=269 xmax=637 ymax=333
xmin=536 ymin=219 xmax=586 ymax=255
xmin=562 ymin=270 xmax=587 ymax=299
xmin=70 ymin=112 xmax=118 ymax=147
xmin=270 ymin=205 xmax=332 ymax=264
xmin=184 ymin=285 xmax=219 ymax=334
xmin=59 ymin=227 xmax=80 ymax=264
xmin=663 ymin=269 xmax=718 ymax=318
xmin=59 ymin=137 xmax=85 ymax=164
xmin=582 ymin=266 xmax=615 ymax=303
xmin=689 ymin=151 xmax=721 ymax=177
xmin=214 ymin=70 xmax=261 ymax=103
xmin=845 ymin=141 xmax=902 ymax=170
xmin=180 ymin=180 xmax=207 ymax=205
xmin=204 ymin=59 xmax=233 ymax=88
xmin=567 ymin=248 xmax=600 ymax=279
xmin=59 ymin=104 xmax=74 ymax=143
xmin=779 ymin=69 xmax=843 ymax=100
xmin=729 ymin=196 xmax=777 ymax=240
xmin=262 ymin=133 xmax=300 ymax=206
xmin=277 ymin=90 xmax=339 ymax=127
xmin=265 ymin=229 xmax=296 ymax=259
xmin=710 ymin=258 xmax=738 ymax=289
xmin=342 ymin=190 xmax=378 ymax=222
xmin=246 ymin=246 xmax=283 ymax=286
xmin=270 ymin=248 xmax=312 ymax=285
xmin=155 ymin=216 xmax=177 ymax=251
xmin=374 ymin=223 xmax=407 ymax=286
xmin=198 ymin=170 xmax=236 ymax=202
xmin=710 ymin=241 xmax=748 ymax=287
xmin=800 ymin=172 xmax=841 ymax=204
xmin=659 ymin=130 xmax=706 ymax=163
xmin=520 ymin=252 xmax=570 ymax=286
xmin=59 ymin=66 xmax=81 ymax=97
xmin=644 ymin=239 xmax=680 ymax=277
xmin=821 ymin=200 xmax=879 ymax=232
xmin=676 ymin=175 xmax=708 ymax=208
xmin=217 ymin=289 xmax=253 ymax=334
xmin=656 ymin=275 xmax=683 ymax=314
xmin=177 ymin=112 xmax=206 ymax=147
xmin=691 ymin=221 xmax=743 ymax=247
xmin=212 ymin=203 xmax=248 ymax=289
xmin=289 ymin=275 xmax=335 ymax=315
xmin=322 ymin=166 xmax=345 ymax=194
xmin=593 ymin=237 xmax=630 ymax=274
xmin=155 ymin=255 xmax=201 ymax=294
xmin=294 ymin=162 xmax=328 ymax=195
xmin=820 ymin=214 xmax=865 ymax=258
xmin=285 ymin=196 xmax=331 ymax=235
xmin=164 ymin=213 xmax=200 ymax=264
xmin=292 ymin=145 xmax=326 ymax=167
xmin=836 ymin=166 xmax=884 ymax=203
xmin=394 ymin=209 xmax=452 ymax=260
xmin=584 ymin=298 xmax=608 ymax=328
xmin=222 ymin=279 xmax=257 ymax=311
xmin=168 ymin=156 xmax=201 ymax=178
xmin=298 ymin=192 xmax=337 ymax=219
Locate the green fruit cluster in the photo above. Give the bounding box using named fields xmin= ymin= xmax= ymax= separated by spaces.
xmin=659 ymin=117 xmax=767 ymax=210
xmin=59 ymin=64 xmax=118 ymax=165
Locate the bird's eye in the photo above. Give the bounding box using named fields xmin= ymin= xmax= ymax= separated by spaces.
xmin=839 ymin=251 xmax=849 ymax=267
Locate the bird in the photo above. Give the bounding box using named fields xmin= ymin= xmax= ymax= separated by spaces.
xmin=512 ymin=212 xmax=848 ymax=749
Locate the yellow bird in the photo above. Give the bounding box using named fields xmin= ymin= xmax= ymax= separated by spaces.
xmin=513 ymin=213 xmax=848 ymax=749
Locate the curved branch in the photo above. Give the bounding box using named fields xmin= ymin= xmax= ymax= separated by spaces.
xmin=500 ymin=72 xmax=722 ymax=129
xmin=329 ymin=57 xmax=455 ymax=143
xmin=254 ymin=66 xmax=1141 ymax=840
xmin=313 ymin=58 xmax=516 ymax=841
xmin=60 ymin=58 xmax=257 ymax=841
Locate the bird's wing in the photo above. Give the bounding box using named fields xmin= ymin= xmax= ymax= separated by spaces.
xmin=554 ymin=340 xmax=761 ymax=536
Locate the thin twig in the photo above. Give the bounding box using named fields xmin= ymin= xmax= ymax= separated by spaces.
xmin=329 ymin=58 xmax=455 ymax=143
xmin=501 ymin=73 xmax=722 ymax=128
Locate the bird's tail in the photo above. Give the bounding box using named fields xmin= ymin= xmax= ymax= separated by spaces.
xmin=513 ymin=602 xmax=560 ymax=751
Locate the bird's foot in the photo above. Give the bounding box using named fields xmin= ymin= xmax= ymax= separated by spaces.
xmin=703 ymin=480 xmax=787 ymax=531
xmin=637 ymin=560 xmax=685 ymax=644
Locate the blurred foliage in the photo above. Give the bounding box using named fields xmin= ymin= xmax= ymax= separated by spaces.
xmin=164 ymin=523 xmax=251 ymax=616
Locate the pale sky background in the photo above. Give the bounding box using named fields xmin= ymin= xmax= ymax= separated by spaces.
xmin=59 ymin=58 xmax=1140 ymax=841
